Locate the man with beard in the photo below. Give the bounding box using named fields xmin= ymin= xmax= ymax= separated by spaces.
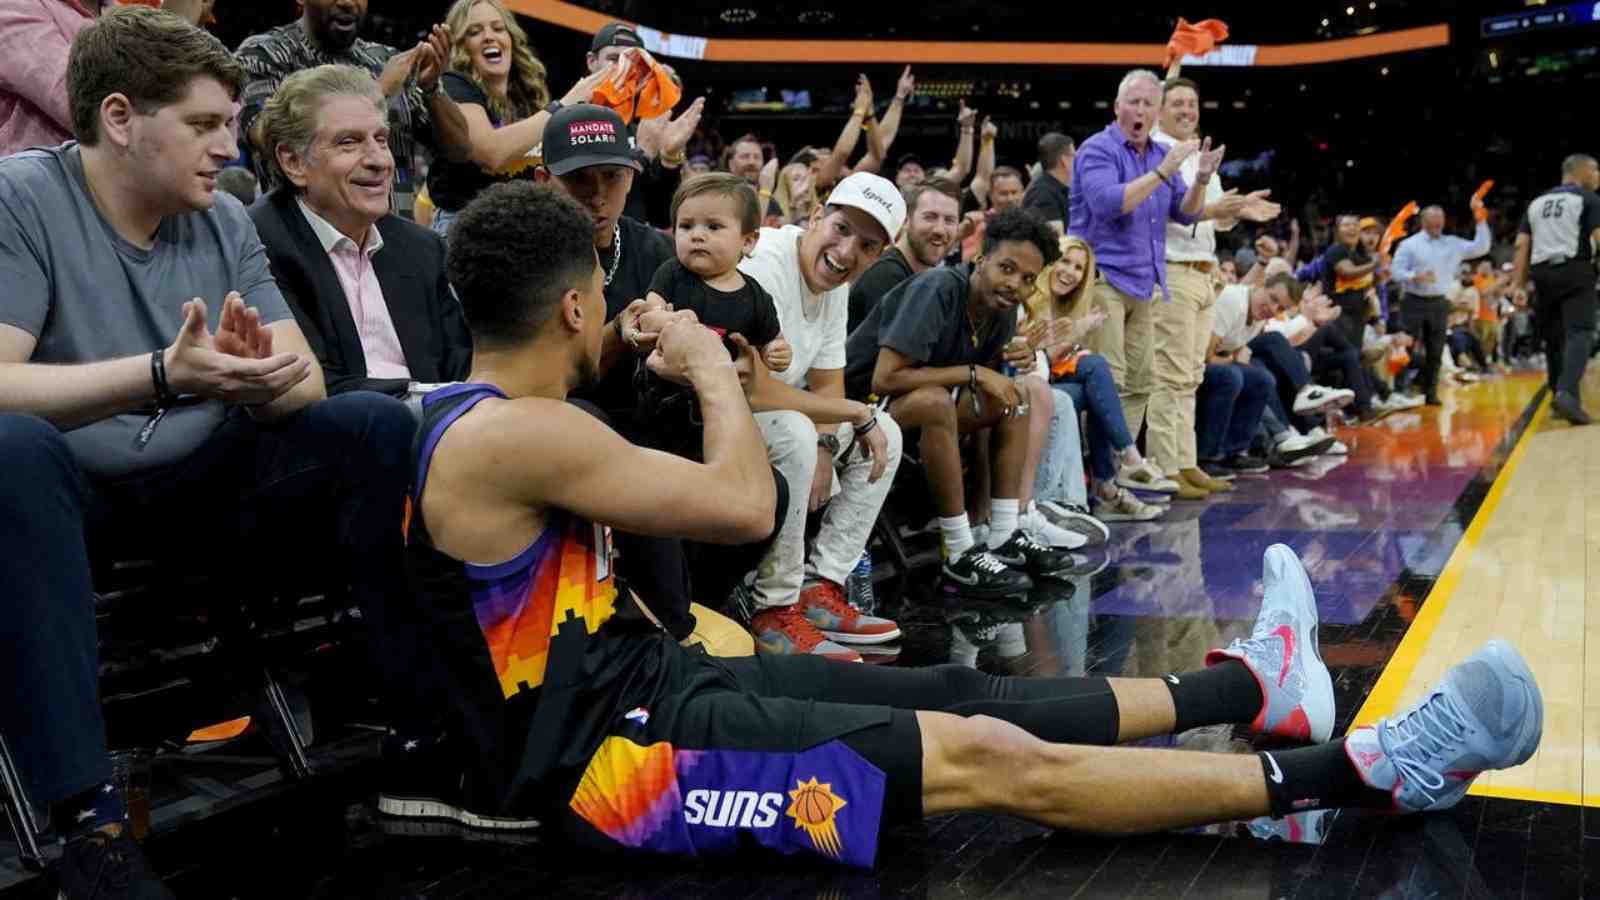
xmin=236 ymin=0 xmax=471 ymax=213
xmin=1391 ymin=202 xmax=1491 ymax=405
xmin=846 ymin=208 xmax=1077 ymax=598
xmin=848 ymin=178 xmax=961 ymax=332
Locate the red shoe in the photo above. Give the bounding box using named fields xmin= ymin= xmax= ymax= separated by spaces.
xmin=750 ymin=603 xmax=862 ymax=662
xmin=797 ymin=581 xmax=902 ymax=645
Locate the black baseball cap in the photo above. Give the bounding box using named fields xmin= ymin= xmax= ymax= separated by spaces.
xmin=590 ymin=22 xmax=643 ymax=53
xmin=542 ymin=104 xmax=643 ymax=177
xmin=895 ymin=153 xmax=924 ymax=172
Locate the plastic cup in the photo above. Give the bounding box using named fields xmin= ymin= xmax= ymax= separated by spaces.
xmin=108 ymin=750 xmax=152 ymax=841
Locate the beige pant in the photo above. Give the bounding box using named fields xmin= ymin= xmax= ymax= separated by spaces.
xmin=1147 ymin=264 xmax=1217 ymax=474
xmin=1083 ymin=278 xmax=1157 ymax=443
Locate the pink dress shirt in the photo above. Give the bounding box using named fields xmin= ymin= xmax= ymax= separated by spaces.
xmin=296 ymin=198 xmax=412 ymax=380
xmin=0 ymin=0 xmax=92 ymax=158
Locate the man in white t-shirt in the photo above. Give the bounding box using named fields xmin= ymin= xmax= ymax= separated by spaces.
xmin=735 ymin=172 xmax=906 ymax=662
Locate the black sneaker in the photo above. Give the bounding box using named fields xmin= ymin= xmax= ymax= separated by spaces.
xmin=57 ymin=829 xmax=173 ymax=900
xmin=989 ymin=530 xmax=1080 ymax=579
xmin=378 ymin=738 xmax=540 ymax=832
xmin=941 ymin=546 xmax=1033 ymax=599
xmin=1554 ymin=391 xmax=1592 ymax=425
xmin=1221 ymin=452 xmax=1270 ymax=474
xmin=1198 ymin=459 xmax=1238 ymax=481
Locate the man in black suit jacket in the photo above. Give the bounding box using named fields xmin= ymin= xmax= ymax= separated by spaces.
xmin=249 ymin=66 xmax=470 ymax=400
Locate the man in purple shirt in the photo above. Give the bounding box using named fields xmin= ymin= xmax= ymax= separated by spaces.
xmin=1068 ymin=69 xmax=1222 ymax=493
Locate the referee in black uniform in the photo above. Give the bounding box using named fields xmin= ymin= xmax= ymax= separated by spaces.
xmin=1512 ymin=154 xmax=1600 ymax=425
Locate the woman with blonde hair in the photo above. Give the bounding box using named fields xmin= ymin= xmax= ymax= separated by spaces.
xmin=1020 ymin=236 xmax=1165 ymax=522
xmin=426 ymin=0 xmax=617 ymax=234
xmin=772 ymin=159 xmax=818 ymax=225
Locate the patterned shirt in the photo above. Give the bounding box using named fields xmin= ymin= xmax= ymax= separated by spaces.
xmin=235 ymin=22 xmax=432 ymax=206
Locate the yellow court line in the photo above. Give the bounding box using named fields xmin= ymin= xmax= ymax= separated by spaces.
xmin=1469 ymin=785 xmax=1584 ymax=807
xmin=1350 ymin=392 xmax=1552 ymax=730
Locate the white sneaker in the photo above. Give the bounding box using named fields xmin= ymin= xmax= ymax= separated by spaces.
xmin=1036 ymin=500 xmax=1112 ymax=547
xmin=1020 ymin=504 xmax=1088 ymax=550
xmin=1390 ymin=394 xmax=1425 ymax=410
xmin=1116 ymin=459 xmax=1179 ymax=493
xmin=1276 ymin=431 xmax=1322 ymax=454
xmin=1326 ymin=439 xmax=1349 ymax=455
xmin=1293 ymin=384 xmax=1356 ymax=414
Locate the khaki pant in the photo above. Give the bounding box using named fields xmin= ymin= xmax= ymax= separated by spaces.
xmin=1083 ymin=278 xmax=1157 ymax=443
xmin=1472 ymin=319 xmax=1502 ymax=361
xmin=1147 ymin=264 xmax=1216 ymax=474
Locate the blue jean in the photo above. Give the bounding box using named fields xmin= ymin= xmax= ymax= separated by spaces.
xmin=0 ymin=393 xmax=424 ymax=815
xmin=1051 ymin=353 xmax=1134 ymax=482
xmin=1034 ymin=386 xmax=1089 ymax=508
xmin=1197 ymin=362 xmax=1274 ymax=459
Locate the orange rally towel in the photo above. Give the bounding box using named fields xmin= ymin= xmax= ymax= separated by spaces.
xmin=1471 ymin=180 xmax=1494 ymax=223
xmin=591 ymin=49 xmax=682 ymax=125
xmin=1166 ymin=18 xmax=1230 ymax=68
xmin=1379 ymin=201 xmax=1419 ymax=256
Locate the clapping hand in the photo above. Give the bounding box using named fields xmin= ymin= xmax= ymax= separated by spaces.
xmin=1196 ymin=137 xmax=1225 ymax=179
xmin=1159 ymin=139 xmax=1198 ymax=178
xmin=412 ymin=25 xmax=453 ymax=92
xmin=1237 ymin=189 xmax=1280 ymax=223
xmin=165 ymin=294 xmax=311 ymax=406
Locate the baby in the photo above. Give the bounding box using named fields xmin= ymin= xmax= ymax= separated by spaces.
xmin=634 ymin=173 xmax=790 ymax=458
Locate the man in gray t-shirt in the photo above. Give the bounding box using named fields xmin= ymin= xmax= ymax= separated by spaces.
xmin=0 ymin=144 xmax=299 ymax=477
xmin=0 ymin=10 xmax=449 ymax=894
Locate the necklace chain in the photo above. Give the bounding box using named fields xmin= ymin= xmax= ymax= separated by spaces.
xmin=603 ymin=221 xmax=622 ymax=287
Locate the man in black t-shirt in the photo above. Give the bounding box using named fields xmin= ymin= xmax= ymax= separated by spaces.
xmin=848 ymin=178 xmax=961 ymax=333
xmin=846 ymin=209 xmax=1074 ymax=598
xmin=1022 ymin=132 xmax=1073 ymax=235
xmin=533 ymin=105 xmax=675 ymax=422
xmin=1320 ymin=214 xmax=1380 ymax=346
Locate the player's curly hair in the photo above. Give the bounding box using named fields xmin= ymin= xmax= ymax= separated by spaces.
xmin=446 ymin=182 xmax=596 ymax=348
xmin=982 ymin=207 xmax=1061 ymax=266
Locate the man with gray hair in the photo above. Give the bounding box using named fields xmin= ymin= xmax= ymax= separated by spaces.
xmin=248 ymin=64 xmax=471 ymax=403
xmin=1511 ymin=153 xmax=1600 ymax=424
xmin=1068 ymin=68 xmax=1226 ymax=499
xmin=1391 ymin=198 xmax=1491 ymax=405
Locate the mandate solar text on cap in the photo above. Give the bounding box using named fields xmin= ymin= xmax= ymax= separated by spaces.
xmin=825 ymin=172 xmax=907 ymax=242
xmin=541 ymin=104 xmax=643 ymax=177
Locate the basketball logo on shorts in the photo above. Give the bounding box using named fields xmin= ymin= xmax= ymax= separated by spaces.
xmin=785 ymin=776 xmax=848 ymax=859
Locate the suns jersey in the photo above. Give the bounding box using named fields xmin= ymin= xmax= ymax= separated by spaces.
xmin=404 ymin=383 xmax=665 ymax=810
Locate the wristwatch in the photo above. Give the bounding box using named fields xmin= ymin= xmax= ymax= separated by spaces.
xmin=545 ymin=100 xmax=564 ymax=116
xmin=817 ymin=433 xmax=841 ymax=455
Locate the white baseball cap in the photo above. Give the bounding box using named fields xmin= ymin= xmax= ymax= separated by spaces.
xmin=824 ymin=172 xmax=906 ymax=243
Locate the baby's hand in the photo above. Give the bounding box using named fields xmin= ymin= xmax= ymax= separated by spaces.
xmin=762 ymin=337 xmax=793 ymax=372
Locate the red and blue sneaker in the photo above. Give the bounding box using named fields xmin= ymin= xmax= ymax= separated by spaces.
xmin=1205 ymin=544 xmax=1336 ymax=743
